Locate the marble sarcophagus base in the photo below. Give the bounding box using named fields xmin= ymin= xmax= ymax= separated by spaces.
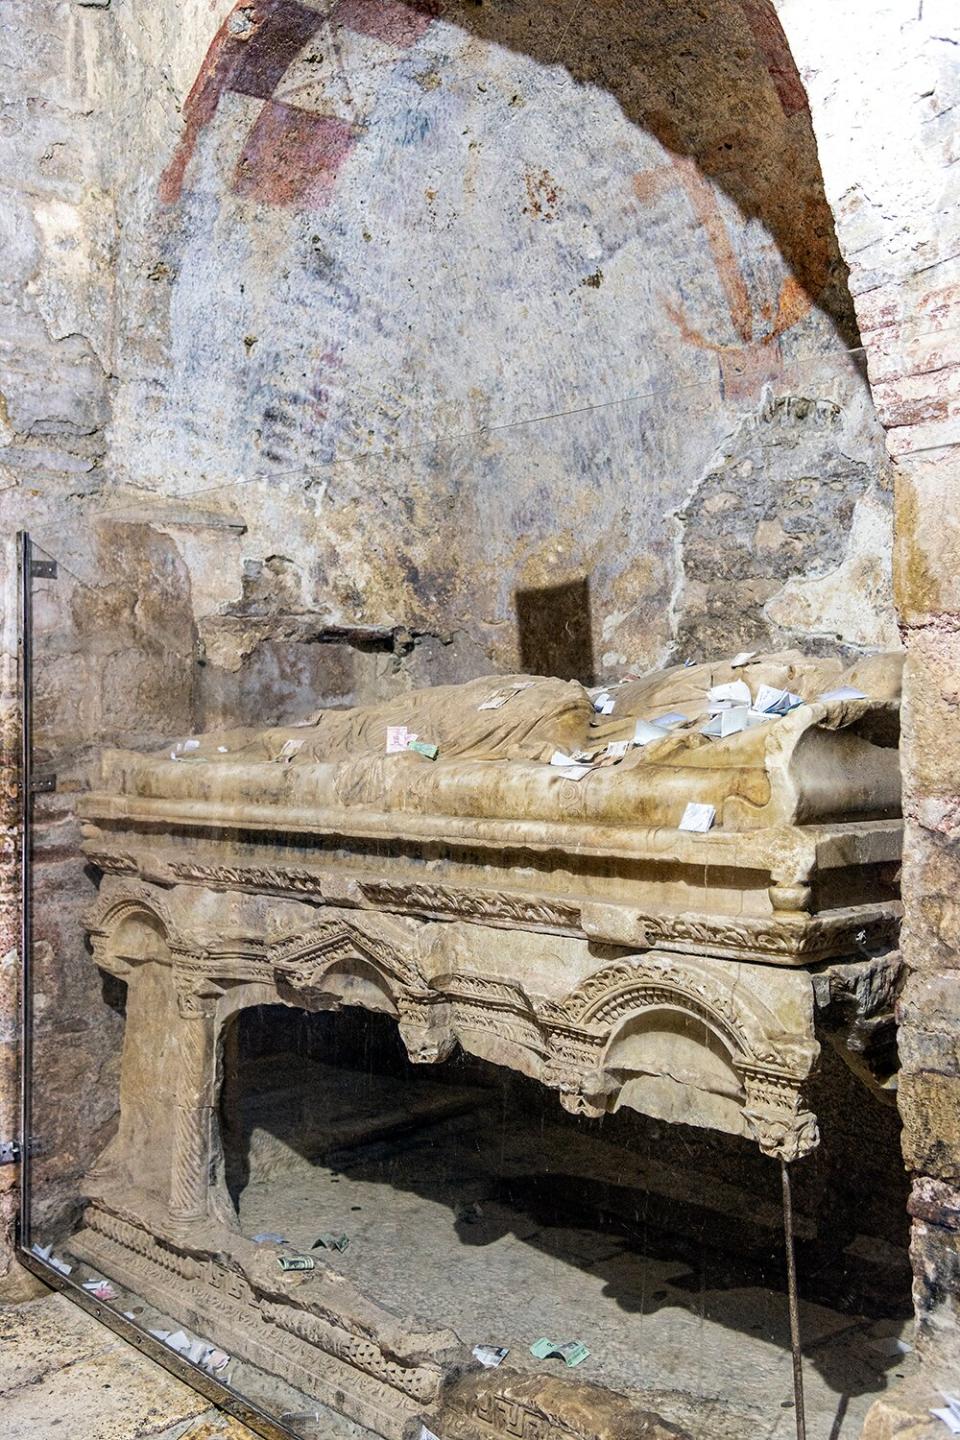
xmin=74 ymin=652 xmax=903 ymax=1438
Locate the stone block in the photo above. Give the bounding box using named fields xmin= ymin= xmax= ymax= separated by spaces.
xmin=910 ymin=1176 xmax=960 ymax=1232
xmin=898 ymin=972 xmax=960 ymax=1073
xmin=910 ymin=1218 xmax=960 ymax=1371
xmin=900 ymin=1073 xmax=960 ymax=1180
xmin=901 ymin=633 xmax=960 ymax=802
xmin=895 ymin=459 xmax=960 ymax=624
xmin=901 ymin=816 xmax=960 ymax=979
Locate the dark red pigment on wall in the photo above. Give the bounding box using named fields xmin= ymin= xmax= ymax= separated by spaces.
xmin=159 ymin=0 xmax=434 ymax=207
xmin=738 ymin=0 xmax=809 ymax=118
xmin=234 ymin=101 xmax=356 ymax=206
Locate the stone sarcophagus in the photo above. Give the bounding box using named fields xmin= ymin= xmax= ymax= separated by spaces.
xmin=74 ymin=650 xmax=903 ymax=1439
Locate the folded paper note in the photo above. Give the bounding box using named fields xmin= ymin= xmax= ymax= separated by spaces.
xmin=708 ymin=680 xmax=751 ymax=708
xmin=679 ymin=802 xmax=716 ymax=833
xmin=754 ymin=685 xmax=802 ymax=715
xmin=472 ymin=1344 xmax=509 ymax=1367
xmin=278 ymin=1254 xmax=316 ymax=1272
xmin=633 ymin=718 xmax=670 ymax=746
xmin=819 ymin=686 xmax=867 ymax=703
xmin=312 ymin=1233 xmax=350 ymax=1252
xmin=386 ymin=726 xmax=416 ymax=754
xmin=408 ymin=739 xmax=439 ymax=760
xmin=702 ymin=706 xmax=751 ymax=738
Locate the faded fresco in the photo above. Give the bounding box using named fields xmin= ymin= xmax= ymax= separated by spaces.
xmin=106 ymin=0 xmax=895 ymax=721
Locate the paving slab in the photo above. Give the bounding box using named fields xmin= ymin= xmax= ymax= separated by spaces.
xmin=0 ymin=1290 xmax=258 ymax=1440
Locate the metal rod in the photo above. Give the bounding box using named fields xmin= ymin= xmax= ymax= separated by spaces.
xmin=781 ymin=1157 xmax=807 ymax=1440
xmin=17 ymin=531 xmax=34 ymax=1248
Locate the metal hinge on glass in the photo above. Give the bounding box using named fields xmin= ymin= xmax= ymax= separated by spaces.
xmin=29 ymin=559 xmax=57 ymax=580
xmin=0 ymin=1137 xmax=42 ymax=1166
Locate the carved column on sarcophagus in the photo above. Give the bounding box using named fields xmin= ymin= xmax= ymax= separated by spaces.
xmin=169 ymin=970 xmax=221 ymax=1223
xmin=741 ymin=1066 xmax=819 ymax=1162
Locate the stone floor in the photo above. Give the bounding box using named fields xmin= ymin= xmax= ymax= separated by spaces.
xmin=5 ymin=1031 xmax=921 ymax=1440
xmin=0 ymin=1267 xmax=259 ymax=1440
xmin=225 ymin=1047 xmax=918 ymax=1440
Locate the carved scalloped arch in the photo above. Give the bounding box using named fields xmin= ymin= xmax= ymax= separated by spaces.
xmin=269 ymin=917 xmax=427 ymax=1000
xmin=84 ymin=883 xmax=182 ymax=948
xmin=565 ymin=959 xmax=781 ymax=1068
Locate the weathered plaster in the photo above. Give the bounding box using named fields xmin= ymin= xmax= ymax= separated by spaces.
xmin=105 ymin=0 xmax=895 ymax=687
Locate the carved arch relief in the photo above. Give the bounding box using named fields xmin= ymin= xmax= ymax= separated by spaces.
xmin=85 ymin=884 xmax=183 ymax=977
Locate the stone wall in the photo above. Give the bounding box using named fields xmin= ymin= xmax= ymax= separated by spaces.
xmin=0 ymin=1 xmax=119 ymax=1271
xmin=107 ymin=0 xmax=895 ymax=698
xmin=777 ymin=0 xmax=960 ymax=1398
xmin=0 ymin=0 xmax=904 ymax=1321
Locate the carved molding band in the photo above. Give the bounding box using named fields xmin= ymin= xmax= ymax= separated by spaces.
xmin=73 ymin=1207 xmax=438 ymax=1440
xmin=361 ymin=880 xmax=583 ymax=933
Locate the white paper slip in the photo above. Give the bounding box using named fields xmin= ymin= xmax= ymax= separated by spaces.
xmin=654 ymin=712 xmax=688 ymax=728
xmin=592 ymin=691 xmax=612 ymax=712
xmin=605 ymin=740 xmax=630 ymax=759
xmin=472 ymin=1344 xmax=509 ymax=1367
xmin=867 ymin=1334 xmax=911 ymax=1357
xmin=818 ymin=686 xmax=867 ymax=702
xmin=169 ymin=738 xmax=201 ymax=761
xmin=633 ymin=719 xmax=670 ymax=746
xmin=31 ymin=1243 xmax=72 ymax=1275
xmin=702 ymin=705 xmax=751 ymax=738
xmin=386 ymin=726 xmax=417 ymax=753
xmin=550 ymin=750 xmax=578 ymax=767
xmin=707 ymin=680 xmax=751 ymax=707
xmin=599 ymin=699 xmax=616 ymax=715
xmin=931 ymin=1407 xmax=960 ymax=1435
xmin=478 ymin=682 xmax=534 ymax=710
xmin=420 ymin=1428 xmax=442 ymax=1440
xmin=557 ymin=765 xmax=593 ymax=781
xmin=731 ymin=650 xmax=757 ymax=667
xmin=754 ymin=684 xmax=802 ymax=715
xmin=679 ymin=802 xmax=715 ymax=833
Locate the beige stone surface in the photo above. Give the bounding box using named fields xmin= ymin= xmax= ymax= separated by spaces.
xmin=0 ymin=1288 xmax=257 ymax=1440
xmin=899 ymin=1072 xmax=960 ymax=1181
xmin=902 ymin=632 xmax=960 ymax=804
xmin=862 ymin=1375 xmax=958 ymax=1439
